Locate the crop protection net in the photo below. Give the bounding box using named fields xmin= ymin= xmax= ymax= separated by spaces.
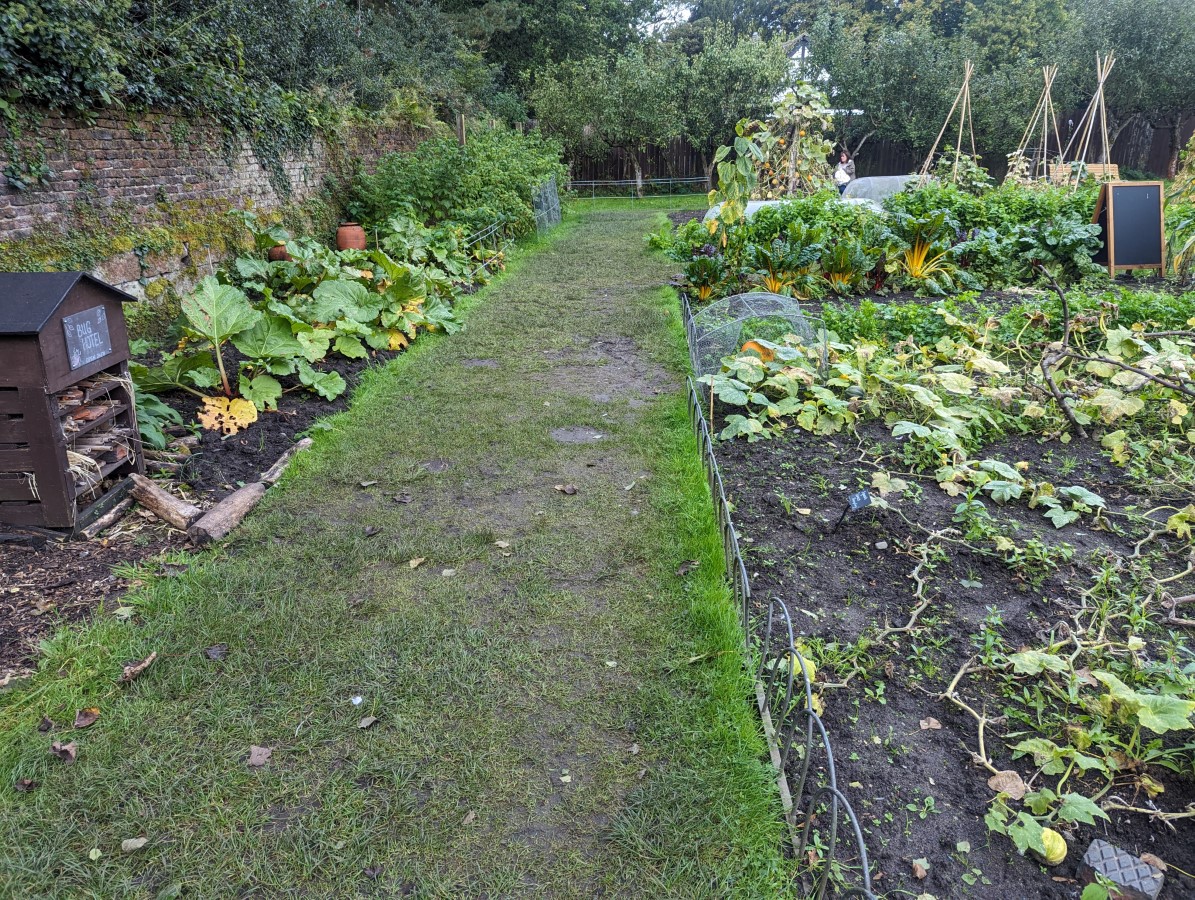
xmin=687 ymin=292 xmax=827 ymax=380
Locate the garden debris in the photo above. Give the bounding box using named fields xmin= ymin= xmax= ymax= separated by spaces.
xmin=363 ymin=526 xmax=383 ymax=537
xmin=629 ymin=743 xmax=640 ymax=755
xmin=358 ymin=716 xmax=378 ymax=729
xmin=50 ymin=741 xmax=77 ymax=764
xmin=120 ymin=651 xmax=157 ymax=683
xmin=14 ymin=778 xmax=37 ymax=792
xmin=37 ymin=716 xmax=54 ymax=732
xmin=676 ymin=560 xmax=699 ymax=576
xmin=247 ymin=745 xmax=272 ymax=767
xmin=359 ymin=480 xmax=378 ymax=488
xmin=121 ymin=837 xmax=149 ymax=853
xmin=441 ymin=568 xmax=455 ymax=576
xmin=912 ymin=858 xmax=929 ymax=879
xmin=461 ymin=810 xmax=476 ymax=826
xmin=204 ymin=644 xmax=228 ymax=661
xmin=986 ymin=770 xmax=1026 ymax=800
xmin=128 ymin=474 xmax=201 ymax=531
xmin=393 ymin=493 xmax=413 ymax=504
xmin=1140 ymin=853 xmax=1167 ymax=872
xmin=494 ymin=540 xmax=511 ymax=549
xmin=73 ymin=707 xmax=100 ymax=729
xmin=554 ymin=483 xmax=578 ymax=495
xmin=188 ymin=482 xmax=267 ymax=546
xmin=919 ymin=717 xmax=942 ymax=730
xmin=408 ymin=557 xmax=425 ymax=569
xmin=198 ymin=396 xmax=258 ymax=435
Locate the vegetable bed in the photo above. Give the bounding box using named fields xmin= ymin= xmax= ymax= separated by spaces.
xmin=699 ymin=284 xmax=1195 ymax=899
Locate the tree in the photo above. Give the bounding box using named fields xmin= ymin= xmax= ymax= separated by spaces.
xmin=1061 ymin=0 xmax=1195 ymax=175
xmin=679 ymin=25 xmax=793 ymax=185
xmin=441 ymin=0 xmax=657 ymax=88
xmin=532 ymin=45 xmax=684 ymax=194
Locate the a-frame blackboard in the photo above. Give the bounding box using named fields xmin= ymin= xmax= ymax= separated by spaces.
xmin=1091 ymin=181 xmax=1165 ymax=276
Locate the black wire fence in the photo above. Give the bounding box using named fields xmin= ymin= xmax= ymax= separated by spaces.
xmin=681 ymin=293 xmax=877 ymax=900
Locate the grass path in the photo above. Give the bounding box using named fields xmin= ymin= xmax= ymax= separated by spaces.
xmin=0 ymin=207 xmax=792 ymax=898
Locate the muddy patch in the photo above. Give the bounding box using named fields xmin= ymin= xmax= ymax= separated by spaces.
xmin=549 ymin=427 xmax=606 ymax=444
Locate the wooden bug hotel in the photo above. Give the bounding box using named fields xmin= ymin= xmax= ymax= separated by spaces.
xmin=0 ymin=273 xmax=143 ymax=530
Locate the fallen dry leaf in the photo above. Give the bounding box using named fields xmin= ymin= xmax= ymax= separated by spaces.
xmin=676 ymin=560 xmax=700 ymax=577
xmin=359 ymin=480 xmax=378 ymax=488
xmin=363 ymin=526 xmax=383 ymax=537
xmin=198 ymin=396 xmax=258 ymax=435
xmin=987 ymin=769 xmax=1027 ymax=800
xmin=37 ymin=716 xmax=54 ymax=733
xmin=393 ymin=493 xmax=412 ymax=504
xmin=50 ymin=741 xmax=77 ymax=765
xmin=919 ymin=717 xmax=942 ymax=730
xmin=247 ymin=745 xmax=272 ymax=768
xmin=120 ymin=651 xmax=157 ymax=683
xmin=121 ymin=837 xmax=148 ymax=853
xmin=629 ymin=743 xmax=640 ymax=755
xmin=796 ymin=507 xmax=811 ymax=515
xmin=1075 ymin=667 xmax=1098 ymax=687
xmin=74 ymin=708 xmax=100 ymax=729
xmin=494 ymin=540 xmax=511 ymax=549
xmin=14 ymin=778 xmax=37 ymax=792
xmin=461 ymin=810 xmax=476 ymax=826
xmin=1141 ymin=853 xmax=1167 ymax=872
xmin=358 ymin=716 xmax=378 ymax=729
xmin=408 ymin=557 xmax=425 ymax=569
xmin=204 ymin=644 xmax=228 ymax=661
xmin=554 ymin=484 xmax=578 ymax=495
xmin=441 ymin=569 xmax=456 ymax=577
xmin=912 ymin=860 xmax=928 ymax=880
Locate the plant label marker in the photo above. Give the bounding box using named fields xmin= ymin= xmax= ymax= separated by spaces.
xmin=832 ymin=490 xmax=873 ymax=532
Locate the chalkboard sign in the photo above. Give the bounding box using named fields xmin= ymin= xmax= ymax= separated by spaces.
xmin=1091 ymin=181 xmax=1165 ymax=275
xmin=63 ymin=306 xmax=113 ymax=370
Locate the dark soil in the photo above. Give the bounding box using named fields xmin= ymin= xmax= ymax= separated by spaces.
xmin=0 ymin=526 xmax=182 ymax=682
xmin=0 ymin=348 xmax=399 ymax=679
xmin=162 ymin=347 xmax=402 ymax=500
xmin=715 ymin=417 xmax=1195 ymax=899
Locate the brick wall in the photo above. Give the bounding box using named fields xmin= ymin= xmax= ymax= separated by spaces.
xmin=0 ymin=108 xmax=427 ymax=297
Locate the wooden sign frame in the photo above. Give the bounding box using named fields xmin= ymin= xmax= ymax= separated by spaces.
xmin=1091 ymin=181 xmax=1166 ymax=276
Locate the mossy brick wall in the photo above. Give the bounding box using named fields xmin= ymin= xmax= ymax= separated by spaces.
xmin=0 ymin=109 xmax=425 ymax=305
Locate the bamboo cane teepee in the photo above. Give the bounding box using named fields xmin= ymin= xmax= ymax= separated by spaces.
xmin=918 ymin=60 xmax=977 ymax=186
xmin=1055 ymin=53 xmax=1117 ymax=188
xmin=1008 ymin=65 xmax=1063 ymax=183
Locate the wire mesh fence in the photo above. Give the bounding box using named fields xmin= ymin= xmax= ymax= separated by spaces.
xmin=463 ymin=220 xmax=511 ymax=281
xmin=532 ymin=176 xmax=562 ymax=233
xmin=567 ymin=176 xmax=709 ymax=202
xmin=681 ymin=293 xmax=877 ymax=900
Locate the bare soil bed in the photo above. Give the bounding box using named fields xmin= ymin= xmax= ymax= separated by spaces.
xmin=715 ymin=414 xmax=1195 ymax=899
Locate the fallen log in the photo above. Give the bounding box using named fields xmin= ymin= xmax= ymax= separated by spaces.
xmin=128 ymin=474 xmax=202 ymax=530
xmin=260 ymin=437 xmax=313 ymax=485
xmin=78 ymin=497 xmax=135 ymax=540
xmin=187 ymin=482 xmax=267 ymax=546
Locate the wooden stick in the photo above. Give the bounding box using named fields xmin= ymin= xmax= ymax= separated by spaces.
xmin=260 ymin=437 xmax=313 ymax=485
xmin=128 ymin=473 xmax=202 ymax=530
xmin=187 ymin=483 xmax=267 ymax=546
xmin=78 ymin=497 xmax=134 ymax=540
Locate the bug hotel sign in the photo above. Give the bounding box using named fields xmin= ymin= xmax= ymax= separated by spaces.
xmin=63 ymin=306 xmax=114 ymax=370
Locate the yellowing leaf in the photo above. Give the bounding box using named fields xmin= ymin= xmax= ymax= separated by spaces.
xmin=198 ymin=396 xmax=258 ymax=435
xmin=388 ymin=330 xmax=409 ymax=351
xmin=1170 ymin=399 xmax=1189 ymax=424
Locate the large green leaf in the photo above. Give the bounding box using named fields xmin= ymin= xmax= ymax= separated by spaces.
xmin=239 ymin=373 xmax=282 ymax=411
xmin=297 ymin=361 xmax=347 ymax=400
xmin=181 ymin=277 xmax=261 ymax=345
xmin=310 ymin=280 xmax=378 ymax=324
xmin=132 ymin=352 xmax=217 ymax=394
xmin=231 ymin=314 xmax=305 ymax=361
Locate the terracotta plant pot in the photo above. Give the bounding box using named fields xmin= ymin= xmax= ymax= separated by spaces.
xmin=336 ymin=222 xmax=367 ymax=251
xmin=267 ymin=244 xmax=292 ymax=262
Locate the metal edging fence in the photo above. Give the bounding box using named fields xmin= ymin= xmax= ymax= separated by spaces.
xmin=567 ymin=176 xmax=710 ymax=201
xmin=681 ymin=293 xmax=877 ymax=900
xmin=464 ymin=220 xmax=512 ymax=281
